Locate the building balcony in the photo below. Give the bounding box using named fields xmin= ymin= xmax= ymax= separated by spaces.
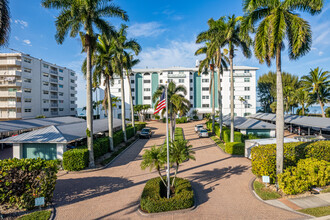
xmin=70 ymin=96 xmax=77 ymax=101
xmin=0 ymin=91 xmax=22 ymax=97
xmin=0 ymin=70 xmax=21 ymax=76
xmin=71 ymin=90 xmax=77 ymax=94
xmin=0 ymin=102 xmax=20 ymax=108
xmin=168 ymin=73 xmax=186 ymax=78
xmin=0 ymin=59 xmax=21 ymax=66
xmin=0 ymin=81 xmax=22 ymax=87
xmin=51 ymin=111 xmax=58 ymax=116
xmin=50 ymin=103 xmax=58 ymax=107
xmin=70 ymin=103 xmax=77 ymax=108
xmin=50 ymin=87 xmax=58 ymax=91
xmin=49 ymin=69 xmax=58 ymax=75
xmin=50 ymin=95 xmax=58 ymax=99
xmin=50 ymin=78 xmax=58 ymax=83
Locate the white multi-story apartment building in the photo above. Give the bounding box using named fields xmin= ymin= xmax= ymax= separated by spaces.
xmin=0 ymin=53 xmax=78 ymax=120
xmin=108 ymin=66 xmax=257 ymax=119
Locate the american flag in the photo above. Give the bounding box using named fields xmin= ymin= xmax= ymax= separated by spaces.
xmin=154 ymin=90 xmax=166 ymax=114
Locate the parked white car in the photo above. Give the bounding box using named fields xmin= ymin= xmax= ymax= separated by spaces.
xmin=195 ymin=124 xmax=204 ymax=133
xmin=199 ymin=129 xmax=209 ymax=138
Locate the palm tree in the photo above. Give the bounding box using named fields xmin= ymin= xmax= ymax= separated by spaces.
xmin=295 ymin=88 xmax=311 ymax=116
xmin=309 ymin=84 xmax=330 ymax=116
xmin=239 ymin=96 xmax=246 ymax=116
xmin=169 ymin=139 xmax=195 ymax=187
xmin=111 ymin=24 xmax=141 ymax=142
xmin=0 ymin=0 xmax=10 ymax=47
xmin=196 ymin=18 xmax=229 ymax=138
xmin=42 ymin=0 xmax=128 ymax=167
xmin=123 ymin=54 xmax=140 ymax=133
xmin=222 ymin=15 xmax=252 ymax=142
xmin=301 ymin=67 xmax=330 ymax=117
xmin=241 ymin=0 xmax=323 ymax=176
xmin=153 ymin=82 xmax=190 ymax=141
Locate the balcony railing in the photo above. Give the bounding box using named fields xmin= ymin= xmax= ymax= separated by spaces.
xmin=50 ymin=95 xmax=58 ymax=99
xmin=50 ymin=87 xmax=58 ymax=91
xmin=0 ymin=59 xmax=21 ymax=66
xmin=50 ymin=78 xmax=58 ymax=83
xmin=0 ymin=70 xmax=21 ymax=76
xmin=50 ymin=69 xmax=58 ymax=74
xmin=0 ymin=91 xmax=21 ymax=97
xmin=51 ymin=111 xmax=58 ymax=116
xmin=51 ymin=103 xmax=58 ymax=107
xmin=167 ymin=73 xmax=186 ymax=78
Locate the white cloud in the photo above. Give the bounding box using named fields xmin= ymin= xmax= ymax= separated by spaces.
xmin=128 ymin=22 xmax=166 ymax=38
xmin=136 ymin=40 xmax=202 ymax=68
xmin=319 ymin=51 xmax=324 ymax=56
xmin=14 ymin=19 xmax=28 ymax=29
xmin=23 ymin=39 xmax=31 ymax=46
xmin=14 ymin=36 xmax=19 ymax=41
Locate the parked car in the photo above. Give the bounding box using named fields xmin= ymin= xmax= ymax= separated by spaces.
xmin=199 ymin=129 xmax=209 ymax=138
xmin=139 ymin=128 xmax=152 ymax=139
xmin=195 ymin=124 xmax=204 ymax=133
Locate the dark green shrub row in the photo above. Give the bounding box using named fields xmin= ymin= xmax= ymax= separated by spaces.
xmin=225 ymin=142 xmax=245 ymax=155
xmin=63 ymin=148 xmax=89 ymax=171
xmin=222 ymin=129 xmax=243 ymax=143
xmin=251 ymin=141 xmax=330 ymax=181
xmin=162 ymin=118 xmax=170 ymax=123
xmin=278 ymin=158 xmax=330 ymax=195
xmin=93 ymin=137 xmax=109 ymax=159
xmin=140 ymin=177 xmax=194 ymax=213
xmin=0 ymin=158 xmax=59 ymax=209
xmin=134 ymin=122 xmax=147 ymax=131
xmin=113 ymin=126 xmax=136 ymax=146
xmin=176 ymin=117 xmax=188 ymax=124
xmin=192 ymin=115 xmax=199 ymax=120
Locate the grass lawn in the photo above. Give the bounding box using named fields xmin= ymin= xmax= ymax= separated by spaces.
xmin=18 ymin=210 xmax=51 ymax=220
xmin=174 ymin=127 xmax=184 ymax=141
xmin=210 ymin=136 xmax=225 ymax=151
xmin=298 ymin=206 xmax=330 ymax=217
xmin=253 ymin=180 xmax=281 ymax=200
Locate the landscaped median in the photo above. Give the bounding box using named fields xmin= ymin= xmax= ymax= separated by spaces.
xmin=210 ymin=135 xmax=244 ymax=156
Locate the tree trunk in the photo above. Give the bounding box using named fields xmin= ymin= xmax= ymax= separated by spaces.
xmin=302 ymin=104 xmax=305 ymax=116
xmin=172 ymin=113 xmax=176 ymax=141
xmin=211 ymin=68 xmax=215 ymax=135
xmin=218 ymin=50 xmax=223 ymax=139
xmin=86 ymin=35 xmax=94 ymax=167
xmin=171 ymin=162 xmax=179 ymax=187
xmin=127 ymin=73 xmax=135 ymax=133
xmin=120 ymin=74 xmax=127 ymax=142
xmin=157 ymin=167 xmax=167 ymax=187
xmin=106 ymin=76 xmax=114 ymax=151
xmin=229 ymin=46 xmax=235 ymax=142
xmin=276 ymin=45 xmax=284 ymax=179
xmin=318 ymin=93 xmax=326 ymax=117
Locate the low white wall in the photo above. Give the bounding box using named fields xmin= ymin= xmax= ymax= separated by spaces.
xmin=56 ymin=143 xmax=66 ymax=160
xmin=13 ymin=143 xmax=22 ymax=159
xmin=270 ymin=130 xmax=276 ymax=138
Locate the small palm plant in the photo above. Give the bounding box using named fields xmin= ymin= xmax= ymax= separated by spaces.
xmin=170 ymin=140 xmax=195 ymax=187
xmin=141 ymin=146 xmax=167 ymax=187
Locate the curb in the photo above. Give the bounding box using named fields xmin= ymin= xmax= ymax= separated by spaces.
xmin=50 ymin=205 xmax=56 ymax=220
xmin=58 ymin=138 xmax=140 ymax=175
xmin=137 ymin=188 xmax=198 ymax=217
xmin=248 ymin=177 xmax=314 ymax=219
xmin=209 ymin=136 xmax=245 ymax=158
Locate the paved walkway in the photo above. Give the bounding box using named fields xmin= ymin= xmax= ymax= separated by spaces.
xmin=54 ymin=121 xmax=306 ymax=220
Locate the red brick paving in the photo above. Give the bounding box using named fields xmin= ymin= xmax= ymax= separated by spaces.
xmin=53 ymin=121 xmax=306 ymax=220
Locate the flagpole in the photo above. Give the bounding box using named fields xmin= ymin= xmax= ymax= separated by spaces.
xmin=165 ymin=82 xmax=170 ymax=199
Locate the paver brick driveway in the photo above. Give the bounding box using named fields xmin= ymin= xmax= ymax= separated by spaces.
xmin=53 ymin=121 xmax=306 ymax=220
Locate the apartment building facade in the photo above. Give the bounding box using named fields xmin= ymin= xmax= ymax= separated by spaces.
xmin=0 ymin=53 xmax=78 ymax=120
xmin=108 ymin=66 xmax=257 ymax=119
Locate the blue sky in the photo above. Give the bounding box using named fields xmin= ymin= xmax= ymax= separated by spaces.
xmin=4 ymin=0 xmax=330 ymax=107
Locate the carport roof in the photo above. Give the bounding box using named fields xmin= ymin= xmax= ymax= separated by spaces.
xmin=249 ymin=113 xmax=330 ymax=131
xmin=0 ymin=116 xmax=85 ymax=134
xmin=0 ymin=118 xmax=122 ymax=144
xmin=221 ymin=115 xmax=275 ymax=130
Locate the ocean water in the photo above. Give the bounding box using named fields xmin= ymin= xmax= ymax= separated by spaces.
xmin=77 ymin=107 xmax=85 ymax=116
xmin=257 ymin=105 xmax=329 ymax=114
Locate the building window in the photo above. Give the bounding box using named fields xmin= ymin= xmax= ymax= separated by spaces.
xmin=43 ymin=100 xmax=49 ymax=103
xmin=118 ymin=88 xmax=121 ymax=92
xmin=24 ymin=68 xmax=31 ymax=73
xmin=43 ymin=108 xmax=49 ymax=112
xmin=24 ymin=108 xmax=32 ymax=113
xmin=43 ymin=91 xmax=49 ymax=94
xmin=24 ymin=88 xmax=31 ymax=93
xmin=179 ymin=71 xmax=184 ymax=74
xmin=179 ymin=79 xmax=184 ymax=83
xmin=244 ymin=70 xmax=250 ymax=73
xmin=71 ymin=101 xmax=75 ymax=104
xmin=202 ymin=79 xmax=209 ymax=83
xmin=190 ymin=88 xmax=193 ymax=91
xmin=132 ymin=97 xmax=135 ymax=100
xmin=229 ymin=78 xmax=235 ymax=82
xmin=71 ymin=86 xmax=75 ymax=90
xmin=202 ymin=87 xmax=209 ymax=91
xmin=144 ymin=96 xmax=151 ymax=100
xmin=190 ymin=96 xmax=193 ymax=99
xmin=59 ymin=100 xmax=64 ymax=103
xmin=43 ymin=64 xmax=49 ymax=68
xmin=70 ymin=108 xmax=75 ymax=111
xmin=24 ymin=78 xmax=31 ymax=83
xmin=144 ymin=80 xmax=151 ymax=83
xmin=59 ymin=92 xmax=64 ymax=96
xmin=244 ymin=87 xmax=250 ymax=91
xmin=43 ymin=73 xmax=48 ymax=77
xmin=70 ymin=94 xmax=75 ymax=97
xmin=131 ymin=80 xmax=135 ymax=84
xmin=59 ymin=69 xmax=63 ymax=73
xmin=144 ymin=88 xmax=150 ymax=91
xmin=71 ymin=72 xmax=75 ymax=76
xmin=118 ymin=80 xmax=121 ymax=84
xmin=245 ymin=104 xmax=251 ymax=108
xmin=59 ymin=77 xmax=63 ymax=80
xmin=160 ymin=80 xmax=163 ymax=83
xmin=168 ymin=71 xmax=173 ymax=75
xmin=244 ymin=78 xmax=250 ymax=82
xmin=245 ymin=95 xmax=250 ymax=100
xmin=59 ymin=108 xmax=64 ymax=111
xmin=244 ymin=112 xmax=251 ymax=116
xmin=59 ymin=84 xmax=63 ymax=88
xmin=131 ymin=88 xmax=135 ymax=92
xmin=24 ymin=98 xmax=32 ymax=103
xmin=202 ymin=96 xmax=209 ymax=99
xmin=43 ymin=82 xmax=49 ymax=86
xmin=202 ymin=104 xmax=209 ymax=108
xmin=71 ymin=79 xmax=75 ymax=83
xmin=24 ymin=58 xmax=31 ymax=63
xmin=190 ymin=79 xmax=193 ymax=83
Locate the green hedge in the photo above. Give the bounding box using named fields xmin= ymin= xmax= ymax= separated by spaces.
xmin=222 ymin=129 xmax=243 ymax=143
xmin=140 ymin=177 xmax=194 ymax=213
xmin=278 ymin=158 xmax=330 ymax=195
xmin=63 ymin=148 xmax=89 ymax=171
xmin=0 ymin=158 xmax=59 ymax=209
xmin=132 ymin=122 xmax=147 ymax=131
xmin=175 ymin=127 xmax=184 ymax=141
xmin=251 ymin=141 xmax=330 ymax=182
xmin=93 ymin=137 xmax=109 ymax=159
xmin=176 ymin=117 xmax=188 ymax=124
xmin=225 ymin=142 xmax=245 ymax=155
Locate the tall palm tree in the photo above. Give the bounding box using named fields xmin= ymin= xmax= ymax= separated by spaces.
xmin=153 ymin=82 xmax=190 ymax=141
xmin=0 ymin=0 xmax=10 ymax=47
xmin=111 ymin=24 xmax=141 ymax=142
xmin=123 ymin=54 xmax=140 ymax=133
xmin=196 ymin=18 xmax=228 ymax=138
xmin=295 ymin=88 xmax=311 ymax=116
xmin=301 ymin=67 xmax=330 ymax=117
xmin=42 ymin=0 xmax=128 ymax=167
xmin=223 ymin=15 xmax=252 ymax=142
xmin=241 ymin=0 xmax=323 ymax=176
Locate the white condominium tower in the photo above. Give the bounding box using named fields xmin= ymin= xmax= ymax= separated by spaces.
xmin=0 ymin=53 xmax=78 ymax=120
xmin=109 ymin=66 xmax=257 ymax=119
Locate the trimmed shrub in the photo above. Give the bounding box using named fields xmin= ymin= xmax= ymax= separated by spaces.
xmin=93 ymin=137 xmax=109 ymax=159
xmin=278 ymin=158 xmax=330 ymax=195
xmin=305 ymin=141 xmax=330 ymax=162
xmin=192 ymin=116 xmax=198 ymax=120
xmin=176 ymin=117 xmax=188 ymax=124
xmin=225 ymin=142 xmax=245 ymax=155
xmin=140 ymin=177 xmax=194 ymax=213
xmin=135 ymin=122 xmax=147 ymax=131
xmin=222 ymin=129 xmax=242 ymax=143
xmin=0 ymin=158 xmax=59 ymax=209
xmin=63 ymin=148 xmax=89 ymax=171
